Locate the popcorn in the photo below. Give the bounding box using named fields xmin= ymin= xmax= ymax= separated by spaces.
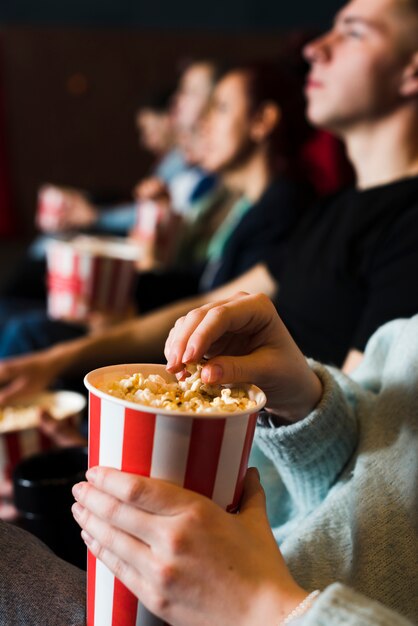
xmin=0 ymin=391 xmax=86 ymax=434
xmin=101 ymin=363 xmax=256 ymax=413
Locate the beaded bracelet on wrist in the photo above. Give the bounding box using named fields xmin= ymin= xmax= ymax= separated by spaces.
xmin=280 ymin=590 xmax=321 ymax=625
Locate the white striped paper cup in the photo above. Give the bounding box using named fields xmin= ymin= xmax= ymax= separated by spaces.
xmin=46 ymin=237 xmax=139 ymax=322
xmin=84 ymin=363 xmax=266 ymax=626
xmin=36 ymin=185 xmax=67 ymax=232
xmin=131 ymin=200 xmax=183 ymax=267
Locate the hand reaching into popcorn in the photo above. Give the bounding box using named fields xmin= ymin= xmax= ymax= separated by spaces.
xmin=165 ymin=292 xmax=322 ymax=423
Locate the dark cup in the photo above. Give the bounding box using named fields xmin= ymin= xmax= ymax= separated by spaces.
xmin=13 ymin=446 xmax=88 ymax=570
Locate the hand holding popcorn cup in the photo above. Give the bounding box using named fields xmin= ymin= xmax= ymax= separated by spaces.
xmin=72 ymin=292 xmax=323 ymax=626
xmin=36 ymin=185 xmax=97 ymax=233
xmin=81 ymin=362 xmax=266 ymax=626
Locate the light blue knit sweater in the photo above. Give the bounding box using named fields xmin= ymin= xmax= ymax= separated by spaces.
xmin=252 ymin=316 xmax=418 ymax=625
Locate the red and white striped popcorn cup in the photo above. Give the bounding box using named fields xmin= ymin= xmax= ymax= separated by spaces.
xmin=36 ymin=185 xmax=67 ymax=233
xmin=84 ymin=363 xmax=266 ymax=626
xmin=46 ymin=236 xmax=139 ymax=322
xmin=131 ymin=200 xmax=183 ymax=267
xmin=133 ymin=199 xmax=163 ymax=241
xmin=0 ymin=391 xmax=86 ymax=482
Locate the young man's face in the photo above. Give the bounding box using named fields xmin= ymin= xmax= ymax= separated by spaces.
xmin=304 ymin=0 xmax=418 ymax=133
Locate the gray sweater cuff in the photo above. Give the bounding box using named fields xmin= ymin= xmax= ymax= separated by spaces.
xmin=255 ymin=361 xmax=357 ymax=466
xmin=255 ymin=362 xmax=358 ymax=506
xmin=303 ymin=583 xmax=413 ymax=625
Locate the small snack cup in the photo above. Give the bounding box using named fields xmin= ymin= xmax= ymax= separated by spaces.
xmin=84 ymin=363 xmax=266 ymax=626
xmin=0 ymin=390 xmax=86 ymax=481
xmin=131 ymin=199 xmax=183 ymax=268
xmin=46 ymin=236 xmax=140 ymax=322
xmin=36 ymin=185 xmax=67 ymax=232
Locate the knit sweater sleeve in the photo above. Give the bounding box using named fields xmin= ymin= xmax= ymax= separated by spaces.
xmin=302 ymin=583 xmax=413 ymax=626
xmin=255 ymin=362 xmax=360 ymax=513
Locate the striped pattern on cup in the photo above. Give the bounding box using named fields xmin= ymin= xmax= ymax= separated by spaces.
xmin=36 ymin=186 xmax=66 ymax=232
xmin=85 ymin=364 xmax=265 ymax=626
xmin=132 ymin=201 xmax=183 ymax=267
xmin=46 ymin=240 xmax=136 ymax=321
xmin=0 ymin=429 xmax=50 ymax=482
xmin=133 ymin=200 xmax=162 ymax=240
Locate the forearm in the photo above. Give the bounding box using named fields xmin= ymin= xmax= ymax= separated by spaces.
xmin=94 ymin=203 xmax=137 ymax=234
xmin=207 ymin=263 xmax=279 ymax=301
xmin=47 ymin=293 xmax=211 ymax=377
xmin=60 ymin=264 xmax=279 ymax=376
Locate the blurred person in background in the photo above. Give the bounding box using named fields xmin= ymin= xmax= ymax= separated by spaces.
xmin=1 ymin=1 xmax=418 ymax=623
xmin=54 ymin=58 xmax=220 ymax=234
xmin=0 ymin=59 xmax=220 ymax=313
xmin=1 ymin=0 xmax=418 ymax=609
xmin=0 ymin=55 xmax=313 ymax=522
xmin=130 ymin=59 xmax=312 ymax=310
xmin=135 ymin=89 xmax=177 ymax=175
xmin=39 ymin=85 xmax=181 ymax=238
xmin=0 ymin=58 xmax=311 ymax=354
xmin=1 ymin=0 xmax=418 ymax=393
xmin=36 ymin=59 xmax=220 ymax=236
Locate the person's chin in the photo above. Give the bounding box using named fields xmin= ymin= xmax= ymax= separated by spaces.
xmin=305 ymin=103 xmax=334 ymax=130
xmin=199 ymin=157 xmax=218 ymax=173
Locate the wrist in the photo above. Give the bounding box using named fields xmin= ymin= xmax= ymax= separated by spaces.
xmin=48 ymin=339 xmax=82 ymax=375
xmin=89 ymin=205 xmax=99 ymax=225
xmin=250 ymin=583 xmax=309 ymax=626
xmin=267 ymin=371 xmax=323 ymax=424
xmin=280 ymin=590 xmax=321 ymax=625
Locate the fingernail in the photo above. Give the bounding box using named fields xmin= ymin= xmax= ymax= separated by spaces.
xmin=183 ymin=346 xmax=195 ymax=362
xmin=165 ymin=354 xmax=176 ymax=369
xmin=86 ymin=467 xmax=98 ymax=483
xmin=250 ymin=466 xmax=260 ymax=480
xmin=72 ymin=482 xmax=84 ymax=499
xmin=81 ymin=530 xmax=93 ymax=546
xmin=175 ymin=368 xmax=188 ymax=381
xmin=203 ymin=364 xmax=223 ymax=383
xmin=72 ymin=502 xmax=83 ymax=520
xmin=167 ymin=349 xmax=180 ymax=367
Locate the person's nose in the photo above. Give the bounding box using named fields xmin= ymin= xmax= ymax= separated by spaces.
xmin=200 ymin=110 xmax=213 ymax=138
xmin=303 ymin=31 xmax=334 ymax=65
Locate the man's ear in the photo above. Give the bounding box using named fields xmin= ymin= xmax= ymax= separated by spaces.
xmin=400 ymin=51 xmax=418 ymax=97
xmin=250 ymin=102 xmax=281 ymax=143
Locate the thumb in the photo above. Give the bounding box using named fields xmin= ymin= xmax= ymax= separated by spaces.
xmin=38 ymin=411 xmax=61 ymax=438
xmin=39 ymin=411 xmax=87 ymax=447
xmin=202 ymin=354 xmax=263 ymax=386
xmin=238 ymin=467 xmax=267 ymax=519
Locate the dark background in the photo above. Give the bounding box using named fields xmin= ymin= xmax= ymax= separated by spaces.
xmin=0 ymin=1 xmax=344 ymax=238
xmin=1 ymin=1 xmax=343 ymax=29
